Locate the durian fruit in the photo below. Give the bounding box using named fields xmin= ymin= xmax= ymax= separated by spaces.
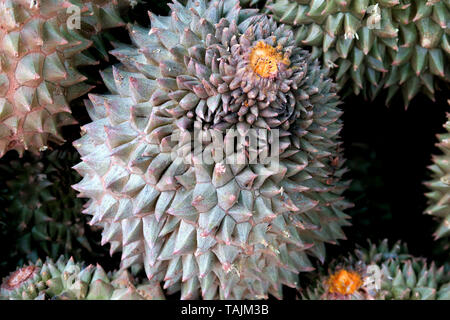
xmin=0 ymin=149 xmax=105 ymax=271
xmin=0 ymin=256 xmax=165 ymax=300
xmin=241 ymin=0 xmax=263 ymax=7
xmin=264 ymin=0 xmax=450 ymax=107
xmin=73 ymin=0 xmax=351 ymax=300
xmin=425 ymin=105 xmax=450 ymax=243
xmin=302 ymin=239 xmax=450 ymax=300
xmin=0 ymin=0 xmax=126 ymax=157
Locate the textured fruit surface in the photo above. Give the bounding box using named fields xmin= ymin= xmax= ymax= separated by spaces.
xmin=73 ymin=0 xmax=352 ymax=299
xmin=0 ymin=0 xmax=125 ymax=157
xmin=327 ymin=269 xmax=363 ymax=295
xmin=425 ymin=104 xmax=450 ymax=244
xmin=0 ymin=256 xmax=165 ymax=300
xmin=0 ymin=149 xmax=105 ymax=273
xmin=302 ymin=239 xmax=450 ymax=300
xmin=265 ymin=0 xmax=450 ymax=107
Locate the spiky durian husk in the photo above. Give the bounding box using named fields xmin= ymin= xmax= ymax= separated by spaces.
xmin=425 ymin=108 xmax=450 ymax=243
xmin=0 ymin=0 xmax=126 ymax=157
xmin=265 ymin=0 xmax=449 ymax=107
xmin=73 ymin=0 xmax=351 ymax=300
xmin=302 ymin=239 xmax=450 ymax=300
xmin=0 ymin=256 xmax=165 ymax=300
xmin=0 ymin=149 xmax=105 ymax=270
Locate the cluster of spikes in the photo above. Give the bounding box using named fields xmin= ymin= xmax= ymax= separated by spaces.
xmin=0 ymin=0 xmax=127 ymax=157
xmin=0 ymin=256 xmax=165 ymax=300
xmin=262 ymin=0 xmax=450 ymax=107
xmin=302 ymin=239 xmax=450 ymax=300
xmin=0 ymin=149 xmax=105 ymax=271
xmin=73 ymin=0 xmax=351 ymax=299
xmin=425 ymin=100 xmax=450 ymax=243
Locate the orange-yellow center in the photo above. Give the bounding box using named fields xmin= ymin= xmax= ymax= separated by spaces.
xmin=249 ymin=41 xmax=290 ymax=78
xmin=327 ymin=269 xmax=363 ymax=295
xmin=5 ymin=266 xmax=36 ymax=289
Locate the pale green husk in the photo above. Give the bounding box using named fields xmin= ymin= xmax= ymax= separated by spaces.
xmin=425 ymin=104 xmax=450 ymax=244
xmin=0 ymin=0 xmax=126 ymax=157
xmin=73 ymin=0 xmax=351 ymax=299
xmin=0 ymin=256 xmax=165 ymax=300
xmin=302 ymin=239 xmax=450 ymax=300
